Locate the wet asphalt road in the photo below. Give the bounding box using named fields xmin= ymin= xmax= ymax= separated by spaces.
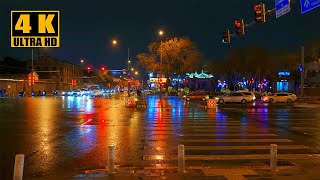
xmin=1 ymin=94 xmax=320 ymax=179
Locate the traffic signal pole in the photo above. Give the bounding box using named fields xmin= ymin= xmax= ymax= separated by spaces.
xmin=300 ymin=46 xmax=304 ymax=98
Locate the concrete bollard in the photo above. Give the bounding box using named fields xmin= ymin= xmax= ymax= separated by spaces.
xmin=108 ymin=144 xmax=115 ymax=174
xmin=13 ymin=154 xmax=25 ymax=180
xmin=270 ymin=144 xmax=277 ymax=172
xmin=178 ymin=144 xmax=186 ymax=174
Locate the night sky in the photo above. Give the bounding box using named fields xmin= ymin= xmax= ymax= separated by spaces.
xmin=0 ymin=0 xmax=319 ymax=70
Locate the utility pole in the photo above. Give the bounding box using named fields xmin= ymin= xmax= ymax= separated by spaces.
xmin=127 ymin=48 xmax=131 ymax=97
xmin=31 ymin=48 xmax=34 ymax=96
xmin=300 ymin=46 xmax=304 ymax=98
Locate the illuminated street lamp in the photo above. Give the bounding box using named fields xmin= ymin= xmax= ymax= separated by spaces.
xmin=80 ymin=59 xmax=84 ymax=63
xmin=158 ymin=30 xmax=165 ymax=93
xmin=111 ymin=38 xmax=131 ymax=97
xmin=131 ymin=68 xmax=134 ymax=71
xmin=135 ymin=71 xmax=138 ymax=75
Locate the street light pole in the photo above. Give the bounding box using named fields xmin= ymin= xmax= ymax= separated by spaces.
xmin=158 ymin=30 xmax=164 ymax=95
xmin=127 ymin=47 xmax=131 ymax=97
xmin=128 ymin=48 xmax=130 ymax=71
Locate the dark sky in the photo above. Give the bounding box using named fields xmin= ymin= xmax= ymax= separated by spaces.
xmin=0 ymin=0 xmax=319 ymax=70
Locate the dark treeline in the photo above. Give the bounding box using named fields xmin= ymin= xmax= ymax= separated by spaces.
xmin=204 ymin=42 xmax=320 ymax=90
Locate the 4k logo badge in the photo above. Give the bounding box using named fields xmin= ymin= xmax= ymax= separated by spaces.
xmin=11 ymin=10 xmax=60 ymax=48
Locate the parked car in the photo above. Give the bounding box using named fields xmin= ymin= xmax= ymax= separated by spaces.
xmin=262 ymin=92 xmax=297 ymax=103
xmin=183 ymin=92 xmax=209 ymax=101
xmin=218 ymin=92 xmax=251 ymax=104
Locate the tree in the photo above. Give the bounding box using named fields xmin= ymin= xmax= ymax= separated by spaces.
xmin=137 ymin=37 xmax=202 ymax=91
xmin=305 ymin=41 xmax=320 ymax=70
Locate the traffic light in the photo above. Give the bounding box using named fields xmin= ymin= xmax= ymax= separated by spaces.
xmin=72 ymin=79 xmax=76 ymax=86
xmin=254 ymin=3 xmax=266 ymax=23
xmin=101 ymin=67 xmax=105 ymax=71
xmin=86 ymin=66 xmax=91 ymax=71
xmin=234 ymin=19 xmax=245 ymax=35
xmin=28 ymin=74 xmax=35 ymax=85
xmin=222 ymin=29 xmax=231 ymax=43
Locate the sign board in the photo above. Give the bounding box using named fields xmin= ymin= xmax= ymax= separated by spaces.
xmin=298 ymin=64 xmax=304 ymax=72
xmin=278 ymin=71 xmax=291 ymax=76
xmin=300 ymin=0 xmax=320 ymax=13
xmin=149 ymin=78 xmax=167 ymax=83
xmin=275 ymin=0 xmax=291 ymax=18
xmin=11 ymin=10 xmax=60 ymax=47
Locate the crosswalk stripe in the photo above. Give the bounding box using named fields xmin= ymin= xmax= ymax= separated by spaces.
xmin=143 ymin=154 xmax=320 ymax=160
xmin=145 ymin=126 xmax=259 ymax=130
xmin=143 ymin=145 xmax=312 ymax=150
xmin=145 ymin=125 xmax=258 ymax=127
xmin=145 ymin=139 xmax=292 ymax=142
xmin=145 ymin=129 xmax=274 ymax=133
xmin=145 ymin=133 xmax=278 ymax=137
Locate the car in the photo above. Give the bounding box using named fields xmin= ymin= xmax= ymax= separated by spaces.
xmin=218 ymin=92 xmax=251 ymax=104
xmin=241 ymin=92 xmax=256 ymax=102
xmin=61 ymin=90 xmax=73 ymax=96
xmin=80 ymin=88 xmax=90 ymax=96
xmin=90 ymin=85 xmax=103 ymax=97
xmin=262 ymin=92 xmax=297 ymax=103
xmin=183 ymin=92 xmax=209 ymax=101
xmin=72 ymin=89 xmax=81 ymax=96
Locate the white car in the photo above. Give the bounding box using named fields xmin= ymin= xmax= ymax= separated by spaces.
xmin=61 ymin=90 xmax=73 ymax=96
xmin=218 ymin=92 xmax=251 ymax=104
xmin=90 ymin=85 xmax=103 ymax=97
xmin=262 ymin=92 xmax=297 ymax=103
xmin=80 ymin=88 xmax=90 ymax=96
xmin=241 ymin=92 xmax=256 ymax=102
xmin=72 ymin=89 xmax=82 ymax=96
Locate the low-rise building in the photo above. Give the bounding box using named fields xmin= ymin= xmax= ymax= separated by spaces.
xmin=27 ymin=53 xmax=83 ymax=90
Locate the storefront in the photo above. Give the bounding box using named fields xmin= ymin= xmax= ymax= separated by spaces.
xmin=277 ymin=71 xmax=291 ymax=92
xmin=186 ymin=70 xmax=214 ymax=91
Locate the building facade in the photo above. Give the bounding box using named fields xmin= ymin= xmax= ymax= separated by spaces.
xmin=27 ymin=53 xmax=83 ymax=90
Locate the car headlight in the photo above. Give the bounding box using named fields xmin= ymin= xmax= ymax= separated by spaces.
xmin=62 ymin=92 xmax=65 ymax=94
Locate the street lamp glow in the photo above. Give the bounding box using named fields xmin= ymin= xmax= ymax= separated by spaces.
xmin=112 ymin=40 xmax=117 ymax=45
xmin=80 ymin=59 xmax=84 ymax=63
xmin=131 ymin=68 xmax=134 ymax=71
xmin=128 ymin=60 xmax=131 ymax=63
xmin=159 ymin=30 xmax=164 ymax=36
xmin=135 ymin=71 xmax=138 ymax=75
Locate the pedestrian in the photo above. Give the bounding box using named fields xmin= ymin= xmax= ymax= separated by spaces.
xmin=137 ymin=89 xmax=141 ymax=97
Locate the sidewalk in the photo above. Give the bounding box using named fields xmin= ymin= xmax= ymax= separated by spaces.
xmin=70 ymin=158 xmax=320 ymax=180
xmin=294 ymin=100 xmax=320 ymax=108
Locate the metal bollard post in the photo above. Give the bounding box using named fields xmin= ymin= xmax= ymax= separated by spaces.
xmin=178 ymin=144 xmax=185 ymax=174
xmin=108 ymin=144 xmax=115 ymax=173
xmin=13 ymin=154 xmax=25 ymax=180
xmin=270 ymin=144 xmax=277 ymax=172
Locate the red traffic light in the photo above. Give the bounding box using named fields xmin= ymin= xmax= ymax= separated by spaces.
xmin=101 ymin=67 xmax=105 ymax=71
xmin=254 ymin=5 xmax=261 ymax=12
xmin=234 ymin=20 xmax=241 ymax=27
xmin=87 ymin=67 xmax=91 ymax=70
